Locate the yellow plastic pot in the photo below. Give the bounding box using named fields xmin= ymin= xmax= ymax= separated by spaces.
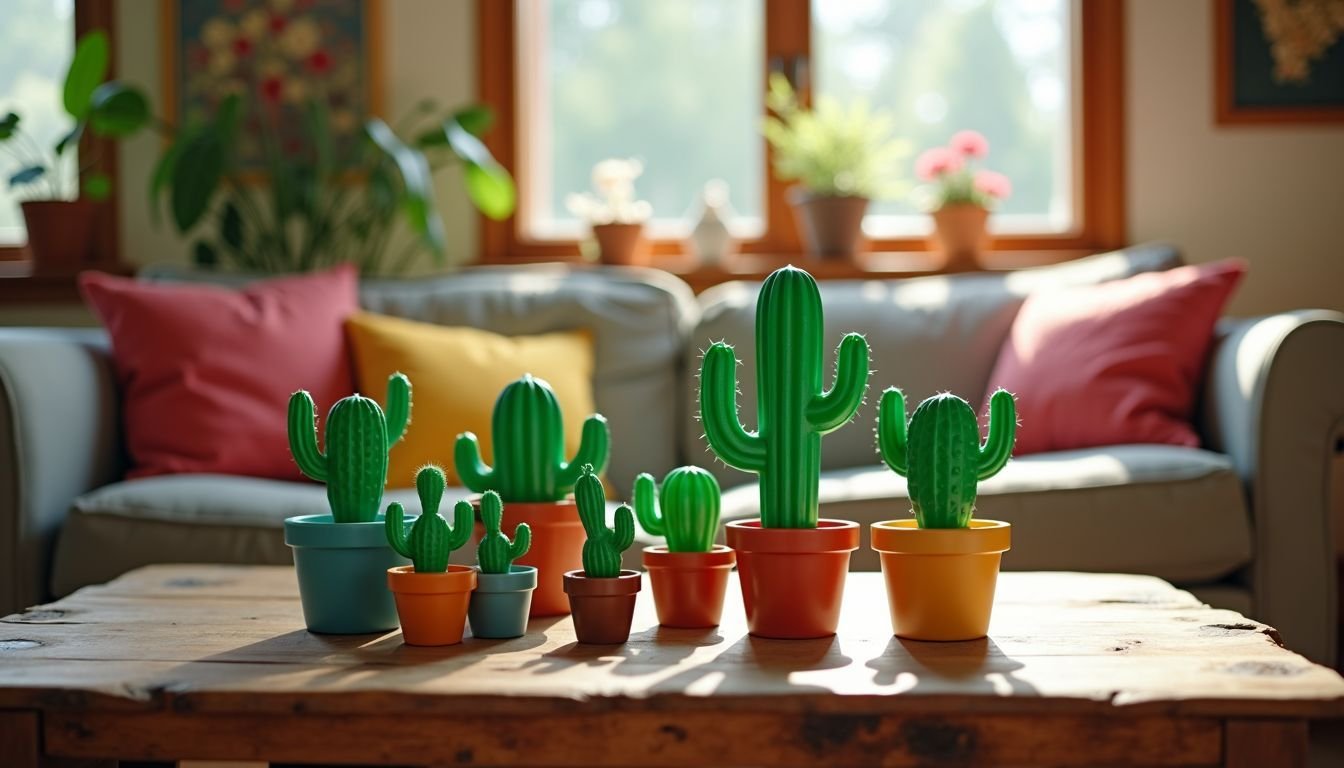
xmin=871 ymin=519 xmax=1011 ymax=641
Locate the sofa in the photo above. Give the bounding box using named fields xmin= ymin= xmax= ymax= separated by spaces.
xmin=2 ymin=243 xmax=1341 ymax=665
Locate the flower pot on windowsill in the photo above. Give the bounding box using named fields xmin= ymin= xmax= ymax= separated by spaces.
xmin=284 ymin=513 xmax=410 ymax=634
xmin=929 ymin=203 xmax=990 ymax=271
xmin=591 ymin=222 xmax=649 ymax=266
xmin=21 ymin=200 xmax=101 ymax=275
xmin=563 ymin=569 xmax=642 ymax=643
xmin=387 ymin=564 xmax=477 ymax=646
xmin=642 ymin=544 xmax=735 ymax=628
xmin=787 ymin=189 xmax=869 ymax=261
xmin=472 ymin=498 xmax=584 ymax=617
xmin=726 ymin=519 xmax=860 ymax=639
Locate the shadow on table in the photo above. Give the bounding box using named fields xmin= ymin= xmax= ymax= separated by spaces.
xmin=867 ymin=636 xmax=1036 ymax=695
xmin=516 ymin=624 xmax=718 ymax=676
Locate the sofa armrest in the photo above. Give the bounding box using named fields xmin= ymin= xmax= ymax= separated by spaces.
xmin=1201 ymin=310 xmax=1344 ymax=665
xmin=0 ymin=328 xmax=121 ymax=615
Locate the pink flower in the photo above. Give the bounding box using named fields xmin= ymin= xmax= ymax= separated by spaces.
xmin=974 ymin=170 xmax=1012 ymax=200
xmin=950 ymin=130 xmax=989 ymax=158
xmin=915 ymin=147 xmax=963 ymax=181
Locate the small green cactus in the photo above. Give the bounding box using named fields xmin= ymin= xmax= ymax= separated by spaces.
xmin=476 ymin=490 xmax=532 ymax=574
xmin=575 ymin=464 xmax=633 ymax=578
xmin=288 ymin=373 xmax=412 ymax=523
xmin=877 ymin=388 xmax=1016 ymax=529
xmin=633 ymin=466 xmax=721 ymax=553
xmin=455 ymin=374 xmax=611 ymax=503
xmin=385 ymin=465 xmax=473 ymax=572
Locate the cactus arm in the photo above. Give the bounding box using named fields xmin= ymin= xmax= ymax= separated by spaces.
xmin=384 ymin=372 xmax=412 ymax=448
xmin=385 ymin=502 xmax=412 ymax=558
xmin=453 ymin=432 xmax=495 ymax=492
xmin=807 ymin=333 xmax=872 ymax=434
xmin=977 ymin=389 xmax=1017 ymax=481
xmin=556 ymin=415 xmax=612 ymax=490
xmin=449 ymin=500 xmax=475 ymax=552
xmin=632 ymin=473 xmax=664 ymax=536
xmin=876 ymin=387 xmax=909 ymax=477
xmin=613 ymin=504 xmax=635 ymax=553
xmin=287 ymin=391 xmax=328 ymax=482
xmin=510 ymin=522 xmax=532 ymax=560
xmin=699 ymin=342 xmax=766 ymax=471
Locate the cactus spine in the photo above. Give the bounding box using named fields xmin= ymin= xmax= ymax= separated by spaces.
xmin=633 ymin=466 xmax=721 ymax=553
xmin=476 ymin=490 xmax=532 ymax=574
xmin=700 ymin=266 xmax=871 ymax=528
xmin=575 ymin=464 xmax=633 ymax=578
xmin=385 ymin=465 xmax=473 ymax=572
xmin=877 ymin=388 xmax=1016 ymax=529
xmin=455 ymin=374 xmax=610 ymax=502
xmin=288 ymin=373 xmax=412 ymax=523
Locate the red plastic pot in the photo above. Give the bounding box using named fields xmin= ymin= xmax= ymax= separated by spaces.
xmin=726 ymin=519 xmax=859 ymax=639
xmin=642 ymin=545 xmax=735 ymax=628
xmin=472 ymin=498 xmax=584 ymax=617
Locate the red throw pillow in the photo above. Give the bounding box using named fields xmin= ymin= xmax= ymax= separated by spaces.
xmin=80 ymin=266 xmax=358 ymax=480
xmin=985 ymin=259 xmax=1246 ymax=455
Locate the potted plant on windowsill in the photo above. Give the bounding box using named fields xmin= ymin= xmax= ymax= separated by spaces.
xmin=564 ymin=465 xmax=640 ymax=644
xmin=468 ymin=490 xmax=536 ymax=639
xmin=914 ymin=130 xmax=1012 ymax=271
xmin=385 ymin=465 xmax=477 ymax=646
xmin=634 ymin=466 xmax=734 ymax=628
xmin=872 ymin=388 xmax=1016 ymax=641
xmin=455 ymin=373 xmax=610 ymax=617
xmin=565 ymin=158 xmax=653 ymax=266
xmin=701 ymin=265 xmax=870 ymax=638
xmin=284 ymin=373 xmax=412 ymax=634
xmin=761 ymin=73 xmax=908 ymax=261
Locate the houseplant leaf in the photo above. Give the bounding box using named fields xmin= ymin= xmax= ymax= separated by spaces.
xmin=64 ymin=30 xmax=109 ymax=120
xmin=465 ymin=162 xmax=516 ymax=221
xmin=54 ymin=124 xmax=83 ymax=155
xmin=83 ymin=172 xmax=111 ymax=201
xmin=452 ymin=104 xmax=494 ymax=138
xmin=171 ymin=131 xmax=223 ymax=231
xmin=148 ymin=135 xmax=186 ymax=226
xmin=88 ymin=82 xmax=150 ymax=136
xmin=365 ymin=118 xmax=445 ymax=256
xmin=219 ymin=200 xmax=244 ymax=251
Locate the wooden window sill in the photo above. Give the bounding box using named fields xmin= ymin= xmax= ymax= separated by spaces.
xmin=0 ymin=260 xmax=131 ymax=305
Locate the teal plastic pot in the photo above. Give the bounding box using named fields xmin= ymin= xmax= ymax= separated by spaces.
xmin=468 ymin=565 xmax=538 ymax=639
xmin=284 ymin=513 xmax=410 ymax=634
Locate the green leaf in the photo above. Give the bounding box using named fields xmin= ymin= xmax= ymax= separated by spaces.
xmin=305 ymin=101 xmax=332 ymax=175
xmin=83 ymin=172 xmax=111 ymax=201
xmin=465 ymin=162 xmax=516 ymax=220
xmin=192 ymin=240 xmax=218 ymax=268
xmin=452 ymin=104 xmax=494 ymax=137
xmin=8 ymin=165 xmax=45 ymax=187
xmin=148 ymin=136 xmax=187 ymax=227
xmin=64 ymin=30 xmax=109 ymax=120
xmin=55 ymin=123 xmax=83 ymax=156
xmin=88 ymin=82 xmax=150 ymax=136
xmin=171 ymin=132 xmax=223 ymax=231
xmin=443 ymin=117 xmax=496 ymax=168
xmin=0 ymin=112 xmax=19 ymax=141
xmin=219 ymin=201 xmax=244 ymax=252
xmin=365 ymin=118 xmax=444 ymax=254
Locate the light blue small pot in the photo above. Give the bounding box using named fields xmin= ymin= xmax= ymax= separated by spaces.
xmin=468 ymin=565 xmax=538 ymax=639
xmin=284 ymin=513 xmax=410 ymax=634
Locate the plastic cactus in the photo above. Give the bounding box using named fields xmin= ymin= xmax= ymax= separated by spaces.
xmin=699 ymin=265 xmax=871 ymax=529
xmin=877 ymin=388 xmax=1016 ymax=529
xmin=455 ymin=374 xmax=610 ymax=503
xmin=575 ymin=464 xmax=634 ymax=578
xmin=288 ymin=373 xmax=412 ymax=523
xmin=633 ymin=466 xmax=721 ymax=553
xmin=476 ymin=490 xmax=532 ymax=574
xmin=385 ymin=465 xmax=473 ymax=572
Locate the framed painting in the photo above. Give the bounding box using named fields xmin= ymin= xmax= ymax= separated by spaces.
xmin=161 ymin=0 xmax=384 ymax=171
xmin=1215 ymin=0 xmax=1344 ymax=124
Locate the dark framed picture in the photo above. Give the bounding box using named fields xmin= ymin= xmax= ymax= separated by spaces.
xmin=1214 ymin=0 xmax=1344 ymax=125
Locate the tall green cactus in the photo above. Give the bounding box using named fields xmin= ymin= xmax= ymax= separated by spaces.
xmin=476 ymin=490 xmax=532 ymax=574
xmin=633 ymin=466 xmax=721 ymax=553
xmin=700 ymin=266 xmax=871 ymax=529
xmin=575 ymin=464 xmax=633 ymax=578
xmin=877 ymin=388 xmax=1016 ymax=529
xmin=455 ymin=374 xmax=610 ymax=502
xmin=288 ymin=373 xmax=412 ymax=523
xmin=385 ymin=465 xmax=473 ymax=572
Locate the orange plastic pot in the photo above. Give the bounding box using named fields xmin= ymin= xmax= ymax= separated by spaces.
xmin=563 ymin=569 xmax=642 ymax=644
xmin=386 ymin=565 xmax=477 ymax=646
xmin=725 ymin=519 xmax=859 ymax=639
xmin=473 ymin=498 xmax=584 ymax=617
xmin=871 ymin=519 xmax=1011 ymax=641
xmin=642 ymin=545 xmax=735 ymax=628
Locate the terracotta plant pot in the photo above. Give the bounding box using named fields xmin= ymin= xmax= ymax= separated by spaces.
xmin=928 ymin=203 xmax=990 ymax=271
xmin=725 ymin=519 xmax=860 ymax=639
xmin=20 ymin=200 xmax=101 ymax=275
xmin=591 ymin=222 xmax=649 ymax=266
xmin=284 ymin=513 xmax=409 ymax=634
xmin=468 ymin=564 xmax=537 ymax=639
xmin=563 ymin=569 xmax=642 ymax=644
xmin=473 ymin=499 xmax=584 ymax=617
xmin=787 ymin=189 xmax=869 ymax=261
xmin=386 ymin=564 xmax=478 ymax=646
xmin=871 ymin=519 xmax=1011 ymax=641
xmin=642 ymin=545 xmax=735 ymax=628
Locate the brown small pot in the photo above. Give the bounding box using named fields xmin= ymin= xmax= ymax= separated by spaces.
xmin=929 ymin=203 xmax=990 ymax=271
xmin=21 ymin=200 xmax=101 ymax=275
xmin=386 ymin=565 xmax=477 ymax=646
xmin=726 ymin=519 xmax=859 ymax=639
xmin=472 ymin=498 xmax=584 ymax=617
xmin=788 ymin=189 xmax=869 ymax=260
xmin=563 ymin=569 xmax=642 ymax=644
xmin=591 ymin=222 xmax=649 ymax=266
xmin=642 ymin=545 xmax=735 ymax=628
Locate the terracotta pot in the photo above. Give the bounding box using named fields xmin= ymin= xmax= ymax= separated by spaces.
xmin=591 ymin=222 xmax=650 ymax=266
xmin=472 ymin=498 xmax=584 ymax=617
xmin=871 ymin=519 xmax=1011 ymax=641
xmin=787 ymin=189 xmax=868 ymax=260
xmin=928 ymin=203 xmax=990 ymax=271
xmin=725 ymin=519 xmax=859 ymax=639
xmin=20 ymin=200 xmax=101 ymax=275
xmin=386 ymin=564 xmax=477 ymax=646
xmin=563 ymin=569 xmax=642 ymax=644
xmin=642 ymin=545 xmax=735 ymax=628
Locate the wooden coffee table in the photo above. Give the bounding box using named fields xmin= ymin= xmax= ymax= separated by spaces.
xmin=1 ymin=565 xmax=1341 ymax=767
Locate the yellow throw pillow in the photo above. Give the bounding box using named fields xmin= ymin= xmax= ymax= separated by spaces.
xmin=345 ymin=311 xmax=597 ymax=488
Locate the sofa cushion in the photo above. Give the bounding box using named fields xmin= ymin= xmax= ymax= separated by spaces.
xmin=720 ymin=444 xmax=1252 ymax=583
